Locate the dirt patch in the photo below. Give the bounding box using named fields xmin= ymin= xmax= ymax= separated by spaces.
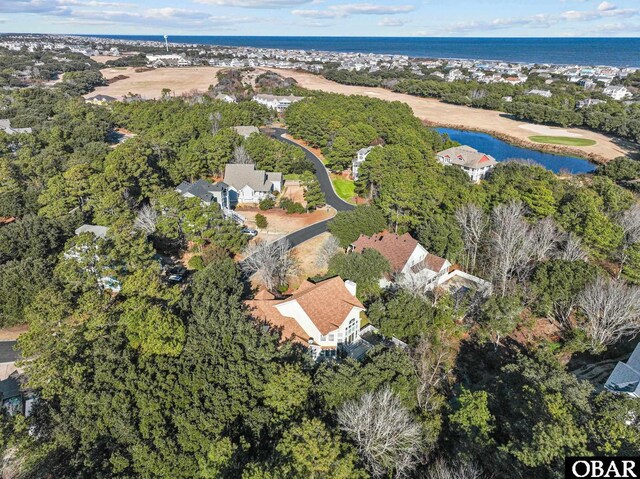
xmin=281 ymin=181 xmax=305 ymax=205
xmin=90 ymin=55 xmax=122 ymax=64
xmin=264 ymin=68 xmax=635 ymax=163
xmin=239 ymin=206 xmax=334 ymax=242
xmin=0 ymin=324 xmax=28 ymax=341
xmin=290 ymin=232 xmax=332 ymax=288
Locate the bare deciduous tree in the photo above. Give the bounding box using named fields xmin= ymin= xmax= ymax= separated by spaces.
xmin=241 ymin=239 xmax=298 ymax=293
xmin=315 ymin=235 xmax=341 ymax=268
xmin=455 ymin=204 xmax=486 ymax=273
xmin=412 ymin=335 xmax=453 ymax=416
xmin=528 ymin=217 xmax=558 ymax=263
xmin=133 ymin=204 xmax=157 ymax=235
xmin=338 ymin=386 xmax=423 ymax=479
xmin=556 ymin=233 xmax=587 ymax=262
xmin=209 ymin=111 xmax=222 ymax=135
xmin=489 ymin=200 xmax=531 ymax=296
xmin=232 ymin=145 xmax=254 ymax=165
xmin=423 ymin=458 xmax=486 ymax=479
xmin=578 ymin=276 xmax=640 ymax=351
xmin=617 ymin=204 xmax=640 ymax=274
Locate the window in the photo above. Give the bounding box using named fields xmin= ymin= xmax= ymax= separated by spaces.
xmin=328 ymin=334 xmax=335 ymax=341
xmin=345 ymin=317 xmax=359 ymax=344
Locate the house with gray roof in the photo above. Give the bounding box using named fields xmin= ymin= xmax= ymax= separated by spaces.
xmin=436 ymin=145 xmax=498 ymax=183
xmin=0 ymin=119 xmax=32 ymax=135
xmin=176 ymin=179 xmax=230 ymax=209
xmin=252 ymin=94 xmax=304 ymax=113
xmin=75 ymin=224 xmax=109 ymax=239
xmin=605 ymin=343 xmax=640 ymax=397
xmin=233 ymin=126 xmax=260 ymax=139
xmin=352 ymin=146 xmax=376 ymax=180
xmin=224 ymin=164 xmax=283 ymax=205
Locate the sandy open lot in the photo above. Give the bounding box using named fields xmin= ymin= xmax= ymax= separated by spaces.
xmin=90 ymin=55 xmax=122 ymax=64
xmin=265 ymin=68 xmax=633 ymax=161
xmin=88 ymin=66 xmax=223 ymax=100
xmin=290 ymin=232 xmax=332 ymax=288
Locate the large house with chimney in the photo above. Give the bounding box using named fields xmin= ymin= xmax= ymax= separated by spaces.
xmin=436 ymin=146 xmax=497 ymax=183
xmin=252 ymin=94 xmax=304 ymax=113
xmin=246 ymin=276 xmax=365 ymax=359
xmin=350 ymin=230 xmax=490 ymax=293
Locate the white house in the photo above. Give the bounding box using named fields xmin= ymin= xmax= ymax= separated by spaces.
xmin=246 ymin=277 xmax=365 ymax=359
xmin=526 ymin=89 xmax=553 ymax=98
xmin=252 ymin=94 xmax=304 ymax=113
xmin=0 ymin=119 xmax=32 ymax=135
xmin=605 ymin=343 xmax=640 ymax=397
xmin=577 ymin=98 xmax=605 ymax=109
xmin=603 ymin=85 xmax=632 ymax=101
xmin=215 ymin=93 xmax=237 ymax=103
xmin=223 ymin=164 xmax=283 ymax=205
xmin=436 ymin=146 xmax=498 ymax=183
xmin=352 ymin=146 xmax=376 ymax=180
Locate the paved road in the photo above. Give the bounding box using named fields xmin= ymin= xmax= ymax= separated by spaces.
xmin=271 ymin=128 xmax=355 ymax=213
xmin=0 ymin=341 xmax=19 ymax=363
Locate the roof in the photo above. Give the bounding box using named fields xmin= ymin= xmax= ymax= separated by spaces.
xmin=605 ymin=343 xmax=640 ymax=395
xmin=224 ymin=164 xmax=280 ymax=193
xmin=176 ymin=179 xmax=227 ymax=202
xmin=410 ymin=253 xmax=449 ymax=274
xmin=351 ymin=231 xmax=418 ymax=273
xmin=75 ymin=224 xmax=109 ymax=239
xmin=253 ymin=94 xmax=304 ymax=102
xmin=246 ymin=277 xmax=364 ymax=341
xmin=357 ymin=146 xmax=374 ymax=155
xmin=0 ymin=119 xmax=32 ymax=135
xmin=436 ymin=146 xmax=498 ymax=170
xmin=278 ymin=277 xmax=364 ymax=336
xmin=233 ymin=126 xmax=260 ymax=138
xmin=86 ymin=94 xmax=116 ymax=102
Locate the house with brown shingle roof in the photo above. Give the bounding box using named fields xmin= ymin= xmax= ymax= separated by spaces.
xmin=436 ymin=145 xmax=497 ymax=183
xmin=246 ymin=276 xmax=365 ymax=359
xmin=350 ymin=230 xmax=451 ymax=288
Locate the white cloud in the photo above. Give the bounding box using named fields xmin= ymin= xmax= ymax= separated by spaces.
xmin=560 ymin=2 xmax=637 ymax=20
xmin=378 ymin=17 xmax=409 ymax=27
xmin=0 ymin=0 xmax=69 ymax=15
xmin=292 ymin=3 xmax=414 ymax=18
xmin=58 ymin=0 xmax=134 ymax=7
xmin=195 ymin=0 xmax=313 ymax=8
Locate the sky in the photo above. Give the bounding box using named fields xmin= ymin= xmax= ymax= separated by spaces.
xmin=1 ymin=0 xmax=640 ymax=37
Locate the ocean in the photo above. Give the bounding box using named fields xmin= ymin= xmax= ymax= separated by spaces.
xmin=89 ymin=35 xmax=640 ymax=67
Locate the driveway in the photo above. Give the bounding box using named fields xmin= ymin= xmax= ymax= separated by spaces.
xmin=0 ymin=341 xmax=19 ymax=363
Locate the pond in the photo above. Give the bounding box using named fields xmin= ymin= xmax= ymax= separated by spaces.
xmin=435 ymin=127 xmax=596 ymax=174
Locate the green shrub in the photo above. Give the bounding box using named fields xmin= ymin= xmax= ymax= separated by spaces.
xmin=188 ymin=255 xmax=205 ymax=271
xmin=259 ymin=197 xmax=275 ymax=210
xmin=280 ymin=197 xmax=305 ymax=214
xmin=255 ymin=214 xmax=268 ymax=229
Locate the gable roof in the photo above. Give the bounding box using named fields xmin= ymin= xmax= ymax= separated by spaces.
xmin=75 ymin=224 xmax=109 ymax=239
xmin=410 ymin=253 xmax=449 ymax=274
xmin=176 ymin=179 xmax=227 ymax=203
xmin=278 ymin=277 xmax=364 ymax=336
xmin=351 ymin=231 xmax=418 ymax=273
xmin=224 ymin=164 xmax=281 ymax=193
xmin=437 ymin=146 xmax=498 ymax=170
xmin=233 ymin=126 xmax=259 ymax=138
xmin=605 ymin=343 xmax=640 ymax=395
xmin=246 ymin=277 xmax=364 ymax=342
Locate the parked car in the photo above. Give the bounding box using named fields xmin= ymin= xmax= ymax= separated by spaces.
xmin=241 ymin=228 xmax=258 ymax=238
xmin=168 ymin=274 xmax=184 ymax=283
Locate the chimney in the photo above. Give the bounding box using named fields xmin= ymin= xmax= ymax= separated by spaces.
xmin=344 ymin=280 xmax=357 ymax=297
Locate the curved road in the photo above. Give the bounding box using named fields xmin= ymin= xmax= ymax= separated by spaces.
xmin=269 ymin=128 xmax=354 ymax=248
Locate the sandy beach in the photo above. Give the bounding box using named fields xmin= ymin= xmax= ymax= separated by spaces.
xmin=87 ymin=66 xmax=635 ymax=162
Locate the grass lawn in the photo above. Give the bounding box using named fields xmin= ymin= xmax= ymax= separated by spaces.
xmin=528 ymin=135 xmax=597 ymax=147
xmin=331 ymin=177 xmax=356 ymax=203
xmin=284 ymin=173 xmax=302 ymax=180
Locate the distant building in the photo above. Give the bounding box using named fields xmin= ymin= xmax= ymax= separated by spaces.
xmin=233 ymin=125 xmax=260 ymax=139
xmin=526 ymin=89 xmax=553 ymax=98
xmin=603 ymin=85 xmax=632 ymax=101
xmin=577 ymin=98 xmax=606 ymax=109
xmin=352 ymin=146 xmax=376 ymax=180
xmin=246 ymin=277 xmax=365 ymax=359
xmin=85 ymin=94 xmax=117 ymax=105
xmin=252 ymin=94 xmax=304 ymax=113
xmin=605 ymin=343 xmax=640 ymax=397
xmin=224 ymin=164 xmax=283 ymax=205
xmin=146 ymin=54 xmax=190 ymax=67
xmin=436 ymin=145 xmax=498 ymax=183
xmin=215 ymin=93 xmax=237 ymax=103
xmin=0 ymin=371 xmax=35 ymax=417
xmin=0 ymin=119 xmax=32 ymax=135
xmin=75 ymin=224 xmax=109 ymax=239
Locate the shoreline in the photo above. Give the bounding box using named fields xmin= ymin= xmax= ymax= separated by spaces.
xmin=424 ymin=120 xmax=609 ymax=165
